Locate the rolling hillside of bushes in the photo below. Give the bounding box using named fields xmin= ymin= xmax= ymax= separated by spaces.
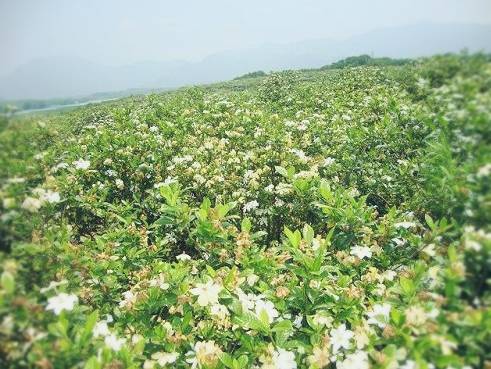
xmin=0 ymin=53 xmax=490 ymax=369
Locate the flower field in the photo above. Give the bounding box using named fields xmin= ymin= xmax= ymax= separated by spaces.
xmin=0 ymin=53 xmax=490 ymax=368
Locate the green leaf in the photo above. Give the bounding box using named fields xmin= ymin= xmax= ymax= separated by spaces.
xmin=425 ymin=214 xmax=435 ymax=230
xmin=302 ymin=224 xmax=314 ymax=244
xmin=275 ymin=166 xmax=289 ymax=178
xmin=1 ymin=271 xmax=15 ymax=294
xmin=81 ymin=310 xmax=99 ymax=344
xmin=206 ymin=265 xmax=216 ymax=277
xmin=241 ymin=217 xmax=252 ymax=233
xmin=399 ymin=276 xmax=415 ymax=296
xmin=220 ymin=352 xmax=234 ymax=368
xmin=284 ymin=227 xmax=301 ymax=248
xmin=84 ymin=356 xmax=101 ymax=369
xmin=237 ymin=355 xmax=249 ymax=368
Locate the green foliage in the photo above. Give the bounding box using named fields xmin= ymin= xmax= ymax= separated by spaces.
xmin=0 ymin=54 xmax=490 ymax=368
xmin=320 ymin=54 xmax=411 ymax=70
xmin=234 ymin=71 xmax=268 ymax=80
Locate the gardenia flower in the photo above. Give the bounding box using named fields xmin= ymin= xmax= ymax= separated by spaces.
xmin=92 ymin=321 xmax=110 ymax=338
xmin=330 ymin=324 xmax=353 ymax=354
xmin=104 ymin=333 xmax=125 ymax=351
xmin=151 ymin=351 xmax=179 ymax=366
xmin=176 ymin=252 xmax=192 ymax=261
xmin=293 ymin=314 xmax=303 ymax=328
xmin=313 ymin=312 xmax=333 ymax=327
xmin=350 ymin=246 xmax=372 ymax=259
xmin=119 ymin=290 xmax=137 ymax=309
xmin=337 ymin=351 xmax=369 ymax=369
xmin=210 ymin=304 xmax=229 ymax=320
xmin=148 ymin=273 xmax=170 ymax=290
xmin=323 ymin=157 xmax=335 ymax=166
xmin=255 ymin=299 xmax=279 ymax=323
xmin=42 ymin=190 xmax=61 ymax=204
xmin=236 ymin=288 xmax=256 ymax=311
xmin=477 ymin=163 xmax=491 ymax=177
xmin=73 ymin=159 xmax=90 ymax=170
xmin=46 ymin=293 xmax=78 ymax=315
xmin=243 ymin=200 xmax=259 ymax=212
xmin=308 ymin=346 xmax=330 ymax=368
xmin=190 ymin=280 xmax=222 ymax=307
xmin=399 ymin=360 xmax=416 ymax=369
xmin=186 ymin=340 xmax=222 ymax=369
xmin=21 ymin=197 xmax=42 ymax=213
xmin=405 ymin=306 xmax=427 ymax=326
xmin=268 ymin=348 xmax=297 ymax=369
xmin=115 ymin=178 xmax=124 ymax=190
xmin=366 ymin=303 xmax=391 ymax=328
xmin=353 ymin=325 xmax=370 ymax=349
xmin=394 ymin=221 xmax=416 ymax=229
xmin=246 ymin=274 xmax=260 ymax=286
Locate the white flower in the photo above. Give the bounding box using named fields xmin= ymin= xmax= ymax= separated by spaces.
xmin=255 ymin=299 xmax=279 ymax=324
xmin=115 ymin=178 xmax=124 ymax=190
xmin=293 ymin=314 xmax=303 ymax=328
xmin=93 ymin=321 xmax=110 ymax=338
xmin=382 ymin=270 xmax=397 ymax=282
xmin=151 ymin=351 xmax=179 ymax=366
xmin=243 ymin=200 xmax=259 ymax=212
xmin=366 ymin=303 xmax=391 ymax=328
xmin=323 ymin=157 xmax=335 ymax=167
xmin=42 ymin=190 xmax=61 ymax=204
xmin=119 ymin=290 xmax=137 ymax=309
xmin=337 ymin=351 xmax=369 ymax=369
xmin=350 ymin=246 xmax=372 ymax=259
xmin=52 ymin=162 xmax=69 ymax=173
xmin=46 ymin=293 xmax=78 ymax=315
xmin=270 ymin=348 xmax=297 ymax=369
xmin=149 ymin=273 xmax=170 ymax=290
xmin=186 ymin=340 xmax=222 ymax=369
xmin=21 ymin=197 xmax=42 ymax=212
xmin=290 ymin=148 xmax=308 ymax=163
xmin=477 ymin=163 xmax=491 ymax=177
xmin=73 ymin=159 xmax=91 ymax=170
xmin=210 ymin=304 xmax=229 ymax=320
xmin=394 ymin=221 xmax=416 ymax=229
xmin=399 ymin=360 xmax=416 ymax=369
xmin=313 ymin=312 xmax=333 ymax=327
xmin=246 ymin=274 xmax=259 ymax=286
xmin=330 ymin=324 xmax=353 ymax=354
xmin=236 ymin=288 xmax=256 ymax=311
xmin=104 ymin=333 xmax=125 ymax=351
xmin=190 ymin=280 xmax=222 ymax=307
xmin=176 ymin=252 xmax=192 ymax=261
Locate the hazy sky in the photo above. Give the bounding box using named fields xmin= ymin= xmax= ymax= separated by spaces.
xmin=1 ymin=0 xmax=491 ymax=75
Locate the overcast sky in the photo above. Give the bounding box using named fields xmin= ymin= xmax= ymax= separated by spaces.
xmin=1 ymin=0 xmax=491 ymax=75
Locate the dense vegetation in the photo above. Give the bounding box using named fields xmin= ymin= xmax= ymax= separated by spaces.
xmin=0 ymin=53 xmax=490 ymax=369
xmin=319 ymin=55 xmax=411 ymax=70
xmin=234 ymin=71 xmax=268 ymax=80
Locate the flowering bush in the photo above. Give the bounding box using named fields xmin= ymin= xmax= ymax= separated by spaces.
xmin=0 ymin=53 xmax=490 ymax=368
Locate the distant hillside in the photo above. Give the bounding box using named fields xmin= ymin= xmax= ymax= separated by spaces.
xmin=1 ymin=22 xmax=490 ymax=100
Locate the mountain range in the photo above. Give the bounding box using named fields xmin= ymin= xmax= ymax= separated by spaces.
xmin=1 ymin=22 xmax=490 ymax=100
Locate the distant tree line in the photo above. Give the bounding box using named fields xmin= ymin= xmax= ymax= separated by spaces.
xmin=320 ymin=54 xmax=411 ymax=70
xmin=234 ymin=70 xmax=268 ymax=80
